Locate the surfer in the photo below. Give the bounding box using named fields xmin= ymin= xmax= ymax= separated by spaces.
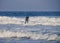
xmin=25 ymin=16 xmax=29 ymax=24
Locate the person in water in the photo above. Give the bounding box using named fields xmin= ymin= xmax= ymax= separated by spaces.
xmin=25 ymin=16 xmax=29 ymax=24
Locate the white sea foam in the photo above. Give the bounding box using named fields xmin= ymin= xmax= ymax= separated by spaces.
xmin=0 ymin=30 xmax=60 ymax=41
xmin=0 ymin=16 xmax=60 ymax=26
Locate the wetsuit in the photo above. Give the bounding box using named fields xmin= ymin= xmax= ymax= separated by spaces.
xmin=25 ymin=16 xmax=29 ymax=24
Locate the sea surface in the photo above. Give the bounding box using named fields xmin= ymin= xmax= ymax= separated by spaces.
xmin=0 ymin=11 xmax=60 ymax=43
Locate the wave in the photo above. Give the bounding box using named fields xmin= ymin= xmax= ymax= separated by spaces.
xmin=0 ymin=16 xmax=60 ymax=26
xmin=0 ymin=30 xmax=60 ymax=41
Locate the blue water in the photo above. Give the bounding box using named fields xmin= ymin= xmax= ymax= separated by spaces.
xmin=0 ymin=24 xmax=60 ymax=43
xmin=0 ymin=11 xmax=60 ymax=16
xmin=0 ymin=11 xmax=60 ymax=43
xmin=0 ymin=38 xmax=60 ymax=43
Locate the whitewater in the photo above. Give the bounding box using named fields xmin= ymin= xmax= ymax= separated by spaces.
xmin=0 ymin=16 xmax=60 ymax=41
xmin=0 ymin=16 xmax=60 ymax=26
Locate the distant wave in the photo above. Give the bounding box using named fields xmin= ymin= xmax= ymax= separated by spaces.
xmin=0 ymin=16 xmax=60 ymax=26
xmin=0 ymin=30 xmax=60 ymax=41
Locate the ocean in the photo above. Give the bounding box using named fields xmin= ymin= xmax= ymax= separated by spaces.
xmin=0 ymin=11 xmax=60 ymax=43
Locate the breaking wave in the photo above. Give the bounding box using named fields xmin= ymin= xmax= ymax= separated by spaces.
xmin=0 ymin=16 xmax=60 ymax=26
xmin=0 ymin=30 xmax=60 ymax=41
xmin=0 ymin=16 xmax=60 ymax=41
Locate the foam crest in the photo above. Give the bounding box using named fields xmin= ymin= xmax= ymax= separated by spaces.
xmin=0 ymin=16 xmax=60 ymax=26
xmin=0 ymin=30 xmax=60 ymax=41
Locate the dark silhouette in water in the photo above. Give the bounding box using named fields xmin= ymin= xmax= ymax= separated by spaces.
xmin=25 ymin=16 xmax=29 ymax=24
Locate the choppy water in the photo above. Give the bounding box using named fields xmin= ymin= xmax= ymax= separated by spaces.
xmin=0 ymin=16 xmax=60 ymax=43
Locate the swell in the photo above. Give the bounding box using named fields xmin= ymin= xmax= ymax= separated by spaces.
xmin=0 ymin=16 xmax=60 ymax=26
xmin=0 ymin=30 xmax=60 ymax=41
